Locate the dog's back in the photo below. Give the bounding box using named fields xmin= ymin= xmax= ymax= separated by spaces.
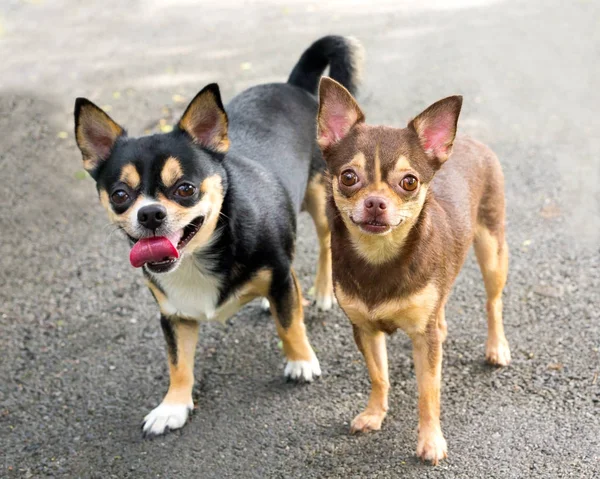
xmin=226 ymin=36 xmax=363 ymax=211
xmin=431 ymin=134 xmax=506 ymax=246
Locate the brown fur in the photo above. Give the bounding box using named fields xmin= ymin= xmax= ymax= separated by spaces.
xmin=317 ymin=77 xmax=511 ymax=465
xmin=349 ymin=327 xmax=389 ymax=433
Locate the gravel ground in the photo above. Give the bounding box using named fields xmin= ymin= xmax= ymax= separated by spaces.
xmin=1 ymin=0 xmax=599 ymax=477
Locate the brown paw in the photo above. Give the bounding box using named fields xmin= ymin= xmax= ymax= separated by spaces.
xmin=416 ymin=429 xmax=448 ymax=465
xmin=486 ymin=337 xmax=511 ymax=366
xmin=350 ymin=410 xmax=386 ymax=434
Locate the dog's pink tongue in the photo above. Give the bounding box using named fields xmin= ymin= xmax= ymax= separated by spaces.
xmin=129 ymin=237 xmax=179 ymax=268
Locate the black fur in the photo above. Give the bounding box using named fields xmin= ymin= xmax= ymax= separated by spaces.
xmin=288 ymin=35 xmax=361 ymax=95
xmin=268 ymin=270 xmax=299 ymax=329
xmin=160 ymin=315 xmax=177 ymax=364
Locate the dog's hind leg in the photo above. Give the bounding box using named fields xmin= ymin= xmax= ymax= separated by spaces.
xmin=269 ymin=268 xmax=321 ymax=382
xmin=474 ymin=225 xmax=511 ymax=366
xmin=304 ymin=172 xmax=335 ymax=311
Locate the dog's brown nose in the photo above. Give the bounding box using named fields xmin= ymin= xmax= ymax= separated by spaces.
xmin=364 ymin=196 xmax=388 ymax=211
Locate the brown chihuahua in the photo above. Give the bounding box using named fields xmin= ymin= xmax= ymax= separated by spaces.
xmin=317 ymin=77 xmax=511 ymax=464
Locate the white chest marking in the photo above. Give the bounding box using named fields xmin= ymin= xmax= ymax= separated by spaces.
xmin=152 ymin=255 xmax=224 ymax=321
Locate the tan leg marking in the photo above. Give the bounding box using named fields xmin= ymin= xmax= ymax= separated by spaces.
xmin=142 ymin=317 xmax=199 ymax=436
xmin=350 ymin=326 xmax=389 ymax=433
xmin=269 ymin=270 xmax=321 ymax=381
xmin=211 ymin=268 xmax=272 ymax=323
xmin=411 ymin=318 xmax=448 ymax=465
xmin=304 ymin=174 xmax=334 ymax=310
xmin=437 ymin=306 xmax=448 ymax=343
xmin=474 ymin=226 xmax=511 ymax=366
xmin=270 ymin=270 xmax=315 ymax=363
xmin=163 ymin=319 xmax=199 ymax=406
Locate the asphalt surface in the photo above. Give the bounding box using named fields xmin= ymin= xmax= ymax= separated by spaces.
xmin=1 ymin=0 xmax=599 ymax=477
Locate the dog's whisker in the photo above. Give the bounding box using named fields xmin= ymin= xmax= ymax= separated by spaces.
xmin=104 ymin=226 xmax=123 ymax=244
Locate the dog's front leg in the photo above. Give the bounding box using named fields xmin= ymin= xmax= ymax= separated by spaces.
xmin=350 ymin=325 xmax=389 ymax=433
xmin=142 ymin=316 xmax=198 ymax=436
xmin=411 ymin=317 xmax=447 ymax=465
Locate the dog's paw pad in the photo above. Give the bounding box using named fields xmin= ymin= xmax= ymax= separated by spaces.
xmin=416 ymin=430 xmax=448 ymax=465
xmin=142 ymin=402 xmax=192 ymax=437
xmin=260 ymin=298 xmax=271 ymax=312
xmin=284 ymin=356 xmax=321 ymax=382
xmin=316 ymin=293 xmax=336 ymax=311
xmin=350 ymin=410 xmax=385 ymax=434
xmin=486 ymin=338 xmax=511 ymax=366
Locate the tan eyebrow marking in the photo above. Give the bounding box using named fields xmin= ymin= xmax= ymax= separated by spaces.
xmin=395 ymin=155 xmax=411 ymax=171
xmin=374 ymin=144 xmax=382 ymax=188
xmin=119 ymin=164 xmax=141 ymax=189
xmin=161 ymin=156 xmax=184 ymax=188
xmin=346 ymin=151 xmax=366 ymax=170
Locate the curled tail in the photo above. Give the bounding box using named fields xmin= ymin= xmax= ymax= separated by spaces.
xmin=288 ymin=35 xmax=364 ymax=96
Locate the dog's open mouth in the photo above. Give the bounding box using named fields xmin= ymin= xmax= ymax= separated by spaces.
xmin=177 ymin=216 xmax=204 ymax=250
xmin=128 ymin=216 xmax=205 ymax=273
xmin=351 ymin=216 xmax=394 ymax=234
xmin=359 ymin=220 xmax=391 ymax=234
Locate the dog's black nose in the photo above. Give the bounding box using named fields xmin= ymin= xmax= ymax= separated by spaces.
xmin=138 ymin=204 xmax=167 ymax=230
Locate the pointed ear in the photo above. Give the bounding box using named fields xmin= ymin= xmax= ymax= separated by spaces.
xmin=317 ymin=77 xmax=365 ymax=150
xmin=74 ymin=98 xmax=125 ymax=175
xmin=408 ymin=95 xmax=463 ymax=165
xmin=178 ymin=83 xmax=229 ymax=153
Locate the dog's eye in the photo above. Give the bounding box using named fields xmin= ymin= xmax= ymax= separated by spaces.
xmin=175 ymin=183 xmax=196 ymax=198
xmin=340 ymin=170 xmax=358 ymax=187
xmin=111 ymin=190 xmax=130 ymax=205
xmin=400 ymin=175 xmax=418 ymax=191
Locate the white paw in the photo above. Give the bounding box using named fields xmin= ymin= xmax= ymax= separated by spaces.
xmin=486 ymin=337 xmax=511 ymax=366
xmin=260 ymin=297 xmax=271 ymax=312
xmin=142 ymin=402 xmax=192 ymax=436
xmin=284 ymin=354 xmax=321 ymax=382
xmin=316 ymin=293 xmax=336 ymax=311
xmin=416 ymin=429 xmax=448 ymax=465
